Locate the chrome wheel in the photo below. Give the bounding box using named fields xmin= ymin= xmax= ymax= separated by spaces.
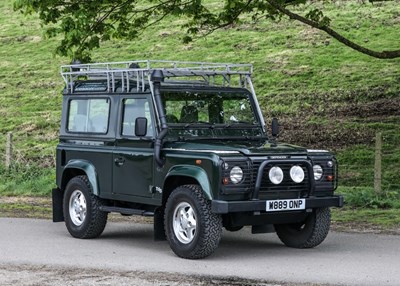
xmin=173 ymin=202 xmax=197 ymax=244
xmin=69 ymin=190 xmax=87 ymax=226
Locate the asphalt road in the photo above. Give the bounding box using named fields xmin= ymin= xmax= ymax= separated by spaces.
xmin=0 ymin=218 xmax=399 ymax=286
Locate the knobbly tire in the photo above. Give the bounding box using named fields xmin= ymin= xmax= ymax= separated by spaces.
xmin=164 ymin=185 xmax=222 ymax=259
xmin=63 ymin=175 xmax=108 ymax=239
xmin=274 ymin=207 xmax=331 ymax=248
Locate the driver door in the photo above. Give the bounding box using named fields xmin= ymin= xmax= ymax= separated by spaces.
xmin=112 ymin=95 xmax=155 ymax=198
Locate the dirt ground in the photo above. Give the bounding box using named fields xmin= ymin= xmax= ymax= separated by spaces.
xmin=0 ymin=263 xmax=328 ymax=286
xmin=0 ymin=264 xmax=264 ymax=286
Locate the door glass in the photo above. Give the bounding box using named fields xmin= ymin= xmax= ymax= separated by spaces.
xmin=122 ymin=98 xmax=153 ymax=137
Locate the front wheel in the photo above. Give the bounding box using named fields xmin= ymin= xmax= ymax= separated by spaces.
xmin=164 ymin=185 xmax=222 ymax=259
xmin=63 ymin=175 xmax=108 ymax=239
xmin=274 ymin=207 xmax=331 ymax=248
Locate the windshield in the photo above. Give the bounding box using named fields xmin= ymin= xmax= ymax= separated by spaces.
xmin=161 ymin=89 xmax=264 ymax=139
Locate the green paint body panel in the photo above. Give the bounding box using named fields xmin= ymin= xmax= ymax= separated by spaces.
xmin=165 ymin=165 xmax=213 ymax=200
xmin=62 ymin=159 xmax=100 ymax=195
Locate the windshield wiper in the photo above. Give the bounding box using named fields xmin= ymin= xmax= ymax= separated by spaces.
xmin=183 ymin=121 xmax=215 ymax=129
xmin=177 ymin=135 xmax=268 ymax=141
xmin=224 ymin=121 xmax=258 ymax=128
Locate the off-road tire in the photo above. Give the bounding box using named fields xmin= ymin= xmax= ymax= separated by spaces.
xmin=164 ymin=185 xmax=222 ymax=259
xmin=63 ymin=175 xmax=108 ymax=239
xmin=274 ymin=207 xmax=331 ymax=248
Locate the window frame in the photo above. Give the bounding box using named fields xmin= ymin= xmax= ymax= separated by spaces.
xmin=118 ymin=94 xmax=156 ymax=139
xmin=66 ymin=97 xmax=111 ymax=135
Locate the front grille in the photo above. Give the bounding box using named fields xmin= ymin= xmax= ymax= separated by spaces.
xmin=251 ymin=160 xmax=311 ymax=200
xmin=221 ymin=160 xmax=252 ymax=194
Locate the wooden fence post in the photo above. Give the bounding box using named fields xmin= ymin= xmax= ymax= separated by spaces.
xmin=5 ymin=132 xmax=13 ymax=169
xmin=374 ymin=132 xmax=382 ymax=195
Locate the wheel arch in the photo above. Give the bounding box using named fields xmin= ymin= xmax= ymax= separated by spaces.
xmin=61 ymin=159 xmax=100 ymax=196
xmin=162 ymin=165 xmax=213 ymax=205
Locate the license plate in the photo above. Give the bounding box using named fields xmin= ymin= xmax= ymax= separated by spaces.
xmin=266 ymin=199 xmax=306 ymax=212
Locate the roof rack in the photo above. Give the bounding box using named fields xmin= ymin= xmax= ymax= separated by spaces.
xmin=61 ymin=60 xmax=254 ymax=93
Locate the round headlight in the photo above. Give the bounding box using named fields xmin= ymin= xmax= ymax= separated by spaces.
xmin=290 ymin=165 xmax=305 ymax=183
xmin=269 ymin=166 xmax=284 ymax=185
xmin=313 ymin=165 xmax=323 ymax=181
xmin=230 ymin=166 xmax=243 ymax=184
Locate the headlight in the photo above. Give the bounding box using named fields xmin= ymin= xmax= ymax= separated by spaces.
xmin=230 ymin=166 xmax=243 ymax=184
xmin=290 ymin=165 xmax=305 ymax=183
xmin=269 ymin=166 xmax=284 ymax=185
xmin=313 ymin=165 xmax=323 ymax=180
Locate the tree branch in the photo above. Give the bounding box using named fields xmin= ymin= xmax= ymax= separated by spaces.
xmin=267 ymin=0 xmax=400 ymax=59
xmin=198 ymin=0 xmax=255 ymax=38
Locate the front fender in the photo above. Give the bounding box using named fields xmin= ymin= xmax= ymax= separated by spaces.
xmin=165 ymin=165 xmax=212 ymax=200
xmin=61 ymin=159 xmax=100 ymax=196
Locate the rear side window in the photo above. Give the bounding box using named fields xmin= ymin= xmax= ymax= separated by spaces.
xmin=67 ymin=98 xmax=110 ymax=133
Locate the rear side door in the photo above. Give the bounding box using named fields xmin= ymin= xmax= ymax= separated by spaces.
xmin=112 ymin=95 xmax=155 ymax=198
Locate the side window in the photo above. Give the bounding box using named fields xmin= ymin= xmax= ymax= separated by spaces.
xmin=67 ymin=98 xmax=110 ymax=133
xmin=122 ymin=98 xmax=153 ymax=137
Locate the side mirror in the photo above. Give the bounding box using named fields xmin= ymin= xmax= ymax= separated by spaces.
xmin=271 ymin=117 xmax=279 ymax=137
xmin=135 ymin=117 xmax=148 ymax=137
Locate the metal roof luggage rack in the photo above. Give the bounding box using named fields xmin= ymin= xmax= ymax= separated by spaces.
xmin=60 ymin=60 xmax=254 ymax=93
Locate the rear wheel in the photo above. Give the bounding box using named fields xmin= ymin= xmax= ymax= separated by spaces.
xmin=63 ymin=175 xmax=108 ymax=239
xmin=274 ymin=207 xmax=331 ymax=248
xmin=164 ymin=185 xmax=222 ymax=259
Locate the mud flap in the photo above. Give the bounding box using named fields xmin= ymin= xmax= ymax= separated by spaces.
xmin=52 ymin=188 xmax=64 ymax=222
xmin=252 ymin=224 xmax=275 ymax=234
xmin=153 ymin=207 xmax=166 ymax=241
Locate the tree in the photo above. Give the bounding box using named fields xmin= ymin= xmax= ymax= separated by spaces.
xmin=14 ymin=0 xmax=400 ymax=61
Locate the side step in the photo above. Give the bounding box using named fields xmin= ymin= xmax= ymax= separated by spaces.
xmin=99 ymin=206 xmax=154 ymax=217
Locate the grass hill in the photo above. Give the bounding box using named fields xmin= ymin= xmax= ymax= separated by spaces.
xmin=0 ymin=0 xmax=399 ymax=204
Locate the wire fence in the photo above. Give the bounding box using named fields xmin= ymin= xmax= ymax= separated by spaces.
xmin=0 ymin=132 xmax=56 ymax=169
xmin=338 ymin=131 xmax=400 ymax=193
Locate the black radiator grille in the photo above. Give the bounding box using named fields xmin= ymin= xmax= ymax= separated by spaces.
xmin=251 ymin=161 xmax=311 ymax=199
xmin=221 ymin=160 xmax=252 ymax=194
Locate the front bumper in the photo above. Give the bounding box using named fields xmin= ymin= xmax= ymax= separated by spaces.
xmin=211 ymin=195 xmax=344 ymax=214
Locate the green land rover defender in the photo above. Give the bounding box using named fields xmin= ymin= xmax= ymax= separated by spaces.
xmin=52 ymin=60 xmax=343 ymax=259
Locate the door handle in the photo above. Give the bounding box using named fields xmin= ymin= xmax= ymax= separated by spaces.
xmin=114 ymin=157 xmax=125 ymax=166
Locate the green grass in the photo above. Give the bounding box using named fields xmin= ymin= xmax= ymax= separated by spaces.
xmin=332 ymin=207 xmax=400 ymax=231
xmin=338 ymin=186 xmax=400 ymax=209
xmin=0 ymin=197 xmax=52 ymax=219
xmin=0 ymin=0 xmax=399 ymax=202
xmin=0 ymin=165 xmax=54 ymax=196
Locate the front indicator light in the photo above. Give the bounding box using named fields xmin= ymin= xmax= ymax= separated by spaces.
xmin=290 ymin=165 xmax=305 ymax=183
xmin=269 ymin=167 xmax=284 ymax=185
xmin=326 ymin=175 xmax=334 ymax=182
xmin=313 ymin=165 xmax=323 ymax=181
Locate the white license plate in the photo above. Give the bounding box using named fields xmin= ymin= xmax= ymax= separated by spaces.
xmin=266 ymin=199 xmax=306 ymax=212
